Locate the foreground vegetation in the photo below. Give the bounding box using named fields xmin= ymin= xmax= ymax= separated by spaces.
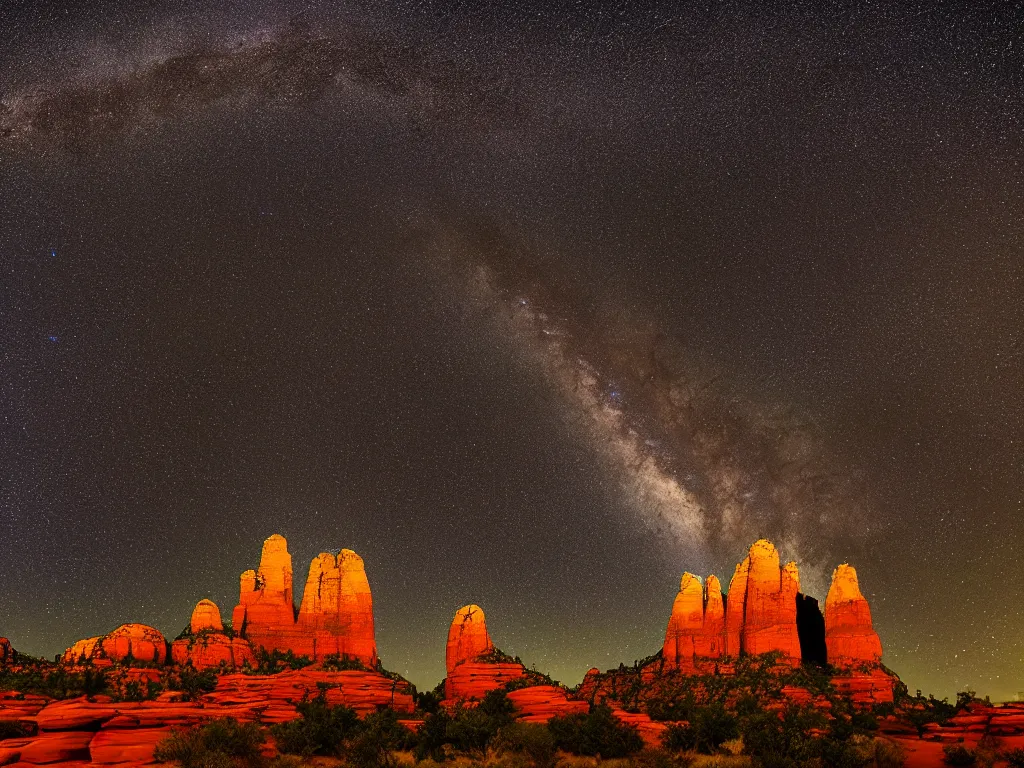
xmin=153 ymin=687 xmax=916 ymax=768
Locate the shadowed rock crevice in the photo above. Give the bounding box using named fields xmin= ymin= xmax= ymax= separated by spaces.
xmin=796 ymin=593 xmax=827 ymax=666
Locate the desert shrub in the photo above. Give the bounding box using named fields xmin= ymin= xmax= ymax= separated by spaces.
xmin=414 ymin=690 xmax=517 ymax=760
xmin=0 ymin=666 xmax=108 ymax=700
xmin=548 ymin=704 xmax=644 ymax=758
xmin=415 ymin=689 xmax=443 ymax=715
xmin=869 ymin=738 xmax=905 ymax=768
xmin=494 ymin=722 xmax=557 ymax=768
xmin=738 ymin=706 xmax=828 ymax=766
xmin=664 ymin=704 xmax=738 ymax=754
xmin=628 ymin=747 xmax=693 ymax=768
xmin=244 ymin=649 xmax=314 ymax=675
xmin=171 ymin=666 xmax=219 ymax=700
xmin=321 ymin=653 xmax=369 ymax=672
xmin=942 ymin=744 xmax=977 ymax=766
xmin=154 ymin=717 xmax=265 ymax=768
xmin=271 ymin=696 xmax=360 ymax=757
xmin=0 ymin=720 xmax=35 ymax=739
xmin=1004 ymin=748 xmax=1024 ymax=768
xmin=362 ymin=709 xmax=419 ymax=752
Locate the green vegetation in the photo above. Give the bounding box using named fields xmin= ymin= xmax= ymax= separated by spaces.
xmin=1004 ymin=747 xmax=1024 ymax=767
xmin=321 ymin=653 xmax=371 ymax=672
xmin=167 ymin=665 xmax=219 ymax=700
xmin=154 ymin=717 xmax=266 ymax=768
xmin=0 ymin=664 xmax=108 ymax=699
xmin=271 ymin=695 xmax=362 ymax=756
xmin=242 ymin=649 xmax=314 ymax=675
xmin=942 ymin=744 xmax=978 ymax=766
xmin=547 ymin=705 xmax=644 ymax=758
xmin=416 ymin=688 xmax=518 ymax=760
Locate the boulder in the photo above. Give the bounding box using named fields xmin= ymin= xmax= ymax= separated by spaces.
xmin=824 ymin=564 xmax=884 ymax=666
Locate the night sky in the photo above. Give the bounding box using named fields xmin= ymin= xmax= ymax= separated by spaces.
xmin=1 ymin=1 xmax=1021 ymax=701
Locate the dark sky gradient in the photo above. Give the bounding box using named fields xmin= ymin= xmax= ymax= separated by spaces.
xmin=1 ymin=1 xmax=1022 ymax=700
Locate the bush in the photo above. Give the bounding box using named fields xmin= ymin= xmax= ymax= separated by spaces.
xmin=171 ymin=666 xmax=219 ymax=700
xmin=0 ymin=720 xmax=35 ymax=740
xmin=942 ymin=744 xmax=977 ymax=766
xmin=663 ymin=704 xmax=738 ymax=754
xmin=548 ymin=704 xmax=644 ymax=758
xmin=1005 ymin=748 xmax=1024 ymax=768
xmin=154 ymin=717 xmax=265 ymax=768
xmin=494 ymin=722 xmax=557 ymax=768
xmin=738 ymin=706 xmax=827 ymax=765
xmin=271 ymin=696 xmax=360 ymax=757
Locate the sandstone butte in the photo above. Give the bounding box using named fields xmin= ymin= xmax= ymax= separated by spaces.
xmin=231 ymin=535 xmax=378 ymax=666
xmin=824 ymin=563 xmax=884 ymax=666
xmin=61 ymin=624 xmax=167 ymax=666
xmin=663 ymin=540 xmax=801 ymax=670
xmin=442 ymin=604 xmax=587 ymax=723
xmin=443 ymin=604 xmax=522 ymax=700
xmin=170 ymin=600 xmax=256 ymax=671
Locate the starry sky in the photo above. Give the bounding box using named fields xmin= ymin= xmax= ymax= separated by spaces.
xmin=1 ymin=0 xmax=1021 ymax=700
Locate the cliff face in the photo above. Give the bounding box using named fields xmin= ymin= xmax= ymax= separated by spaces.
xmin=443 ymin=604 xmax=521 ymax=700
xmin=665 ymin=540 xmax=804 ymax=668
xmin=62 ymin=625 xmax=167 ymax=666
xmin=295 ymin=549 xmax=377 ymax=666
xmin=824 ymin=564 xmax=883 ymax=666
xmin=231 ymin=534 xmax=297 ymax=653
xmin=170 ymin=600 xmax=256 ymax=671
xmin=231 ymin=535 xmax=378 ymax=665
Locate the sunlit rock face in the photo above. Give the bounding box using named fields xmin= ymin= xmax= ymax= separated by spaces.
xmin=740 ymin=541 xmax=802 ymax=661
xmin=171 ymin=599 xmax=257 ymax=670
xmin=62 ymin=624 xmax=168 ymax=666
xmin=446 ymin=604 xmax=494 ymax=675
xmin=444 ymin=604 xmax=526 ymax=700
xmin=61 ymin=636 xmax=102 ymax=664
xmin=825 ymin=564 xmax=883 ymax=666
xmin=190 ymin=599 xmax=224 ymax=634
xmin=231 ymin=534 xmax=378 ymax=664
xmin=662 ymin=573 xmax=727 ymax=669
xmin=232 ymin=534 xmax=296 ymax=650
xmin=295 ymin=549 xmax=378 ymax=666
xmin=0 ymin=637 xmax=12 ymax=665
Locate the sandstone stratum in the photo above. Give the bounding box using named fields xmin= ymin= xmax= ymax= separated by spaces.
xmin=2 ymin=534 xmax=1005 ymax=767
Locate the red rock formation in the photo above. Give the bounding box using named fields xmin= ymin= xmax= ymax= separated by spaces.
xmin=295 ymin=549 xmax=378 ymax=665
xmin=742 ymin=541 xmax=801 ymax=659
xmin=61 ymin=636 xmax=102 ymax=665
xmin=506 ymin=686 xmax=588 ymax=722
xmin=232 ymin=534 xmax=297 ymax=651
xmin=724 ymin=557 xmax=749 ymax=657
xmin=663 ymin=573 xmax=729 ymax=669
xmin=446 ymin=605 xmax=494 ymax=675
xmin=61 ymin=624 xmax=167 ymax=667
xmin=443 ymin=604 xmax=528 ymax=701
xmin=825 ymin=564 xmax=883 ymax=666
xmin=662 ymin=573 xmax=704 ymax=669
xmin=100 ymin=624 xmax=168 ymax=665
xmin=171 ymin=599 xmax=257 ymax=671
xmin=0 ymin=638 xmax=11 ymax=665
xmin=231 ymin=535 xmax=378 ymax=664
xmin=190 ymin=599 xmax=224 ymax=634
xmin=695 ymin=575 xmax=726 ymax=659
